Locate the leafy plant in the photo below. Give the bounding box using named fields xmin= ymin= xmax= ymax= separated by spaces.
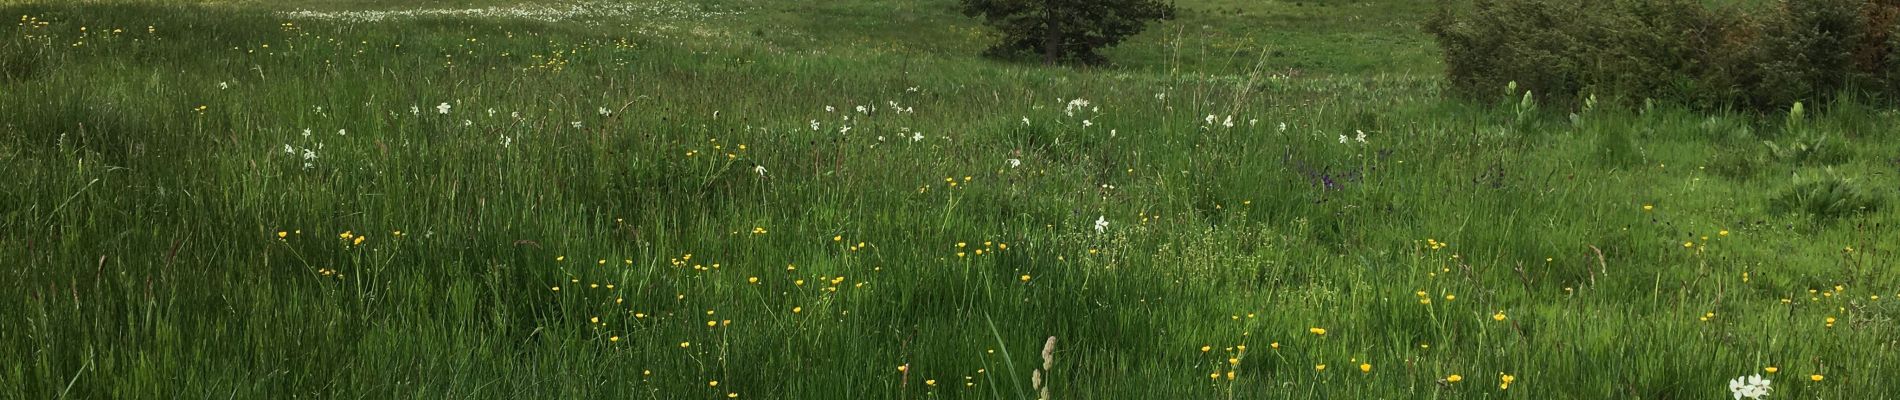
xmin=1769 ymin=169 xmax=1885 ymax=220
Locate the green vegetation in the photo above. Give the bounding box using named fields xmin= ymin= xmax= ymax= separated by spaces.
xmin=1429 ymin=0 xmax=1900 ymax=110
xmin=2 ymin=0 xmax=1895 ymax=398
xmin=959 ymin=0 xmax=1175 ymax=64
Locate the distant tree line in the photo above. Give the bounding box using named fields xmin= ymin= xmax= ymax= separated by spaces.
xmin=1427 ymin=0 xmax=1900 ymax=111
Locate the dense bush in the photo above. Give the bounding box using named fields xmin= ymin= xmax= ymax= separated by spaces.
xmin=1426 ymin=0 xmax=1900 ymax=111
xmin=960 ymin=0 xmax=1175 ymax=65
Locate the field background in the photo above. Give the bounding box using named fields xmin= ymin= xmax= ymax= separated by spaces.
xmin=3 ymin=0 xmax=1897 ymax=398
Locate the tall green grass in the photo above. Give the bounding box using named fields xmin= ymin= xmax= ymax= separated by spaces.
xmin=1 ymin=0 xmax=1896 ymax=398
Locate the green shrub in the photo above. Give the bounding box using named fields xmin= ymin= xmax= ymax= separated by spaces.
xmin=960 ymin=0 xmax=1176 ymax=65
xmin=1427 ymin=0 xmax=1900 ymax=111
xmin=1769 ymin=171 xmax=1886 ymax=220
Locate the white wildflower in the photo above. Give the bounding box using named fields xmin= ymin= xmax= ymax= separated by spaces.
xmin=1728 ymin=375 xmax=1771 ymax=400
xmin=1222 ymin=115 xmax=1234 ymax=128
xmin=337 ymin=129 xmax=347 ymax=136
xmin=598 ymin=107 xmax=611 ymax=116
xmin=570 ymin=121 xmax=583 ymax=129
xmin=410 ymin=105 xmax=420 ymax=115
xmin=218 ymin=81 xmax=230 ymax=90
xmin=436 ymin=102 xmax=451 ymax=115
xmin=1354 ymin=130 xmax=1367 ymax=143
xmin=1094 ymin=215 xmax=1109 ymax=234
xmin=1064 ymin=98 xmax=1091 ymax=116
xmin=753 ymin=164 xmax=767 ymax=178
xmin=1082 ymin=119 xmax=1093 ymax=128
xmin=1007 ymin=158 xmax=1021 ymax=169
xmin=302 ymin=129 xmax=312 ymax=138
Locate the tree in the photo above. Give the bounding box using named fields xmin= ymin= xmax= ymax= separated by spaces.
xmin=960 ymin=0 xmax=1176 ymax=65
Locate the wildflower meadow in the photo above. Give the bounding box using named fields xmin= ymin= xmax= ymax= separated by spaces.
xmin=2 ymin=0 xmax=1897 ymax=398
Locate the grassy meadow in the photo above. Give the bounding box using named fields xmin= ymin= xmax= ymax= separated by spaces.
xmin=3 ymin=0 xmax=1898 ymax=398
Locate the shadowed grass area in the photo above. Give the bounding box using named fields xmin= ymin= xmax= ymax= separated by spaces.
xmin=1 ymin=0 xmax=1897 ymax=398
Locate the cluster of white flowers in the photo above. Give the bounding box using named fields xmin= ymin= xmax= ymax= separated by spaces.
xmin=1063 ymin=98 xmax=1093 ymax=117
xmin=1338 ymin=130 xmax=1368 ymax=144
xmin=1202 ymin=114 xmax=1237 ymax=129
xmin=1728 ymin=375 xmax=1771 ymax=399
xmin=281 ymin=142 xmax=322 ymax=170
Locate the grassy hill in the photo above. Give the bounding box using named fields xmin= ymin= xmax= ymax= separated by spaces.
xmin=2 ymin=0 xmax=1896 ymax=398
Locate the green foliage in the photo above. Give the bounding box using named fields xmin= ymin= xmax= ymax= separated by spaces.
xmin=959 ymin=0 xmax=1175 ymax=64
xmin=1427 ymin=0 xmax=1900 ymax=111
xmin=1770 ymin=170 xmax=1886 ymax=221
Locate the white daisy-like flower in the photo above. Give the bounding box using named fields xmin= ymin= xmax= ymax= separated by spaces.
xmin=1093 ymin=215 xmax=1109 ymax=234
xmin=1007 ymin=158 xmax=1021 ymax=169
xmin=1355 ymin=130 xmax=1367 ymax=143
xmin=436 ymin=102 xmax=451 ymax=115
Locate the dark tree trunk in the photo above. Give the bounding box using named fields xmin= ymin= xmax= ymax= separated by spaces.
xmin=1042 ymin=3 xmax=1059 ymax=64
